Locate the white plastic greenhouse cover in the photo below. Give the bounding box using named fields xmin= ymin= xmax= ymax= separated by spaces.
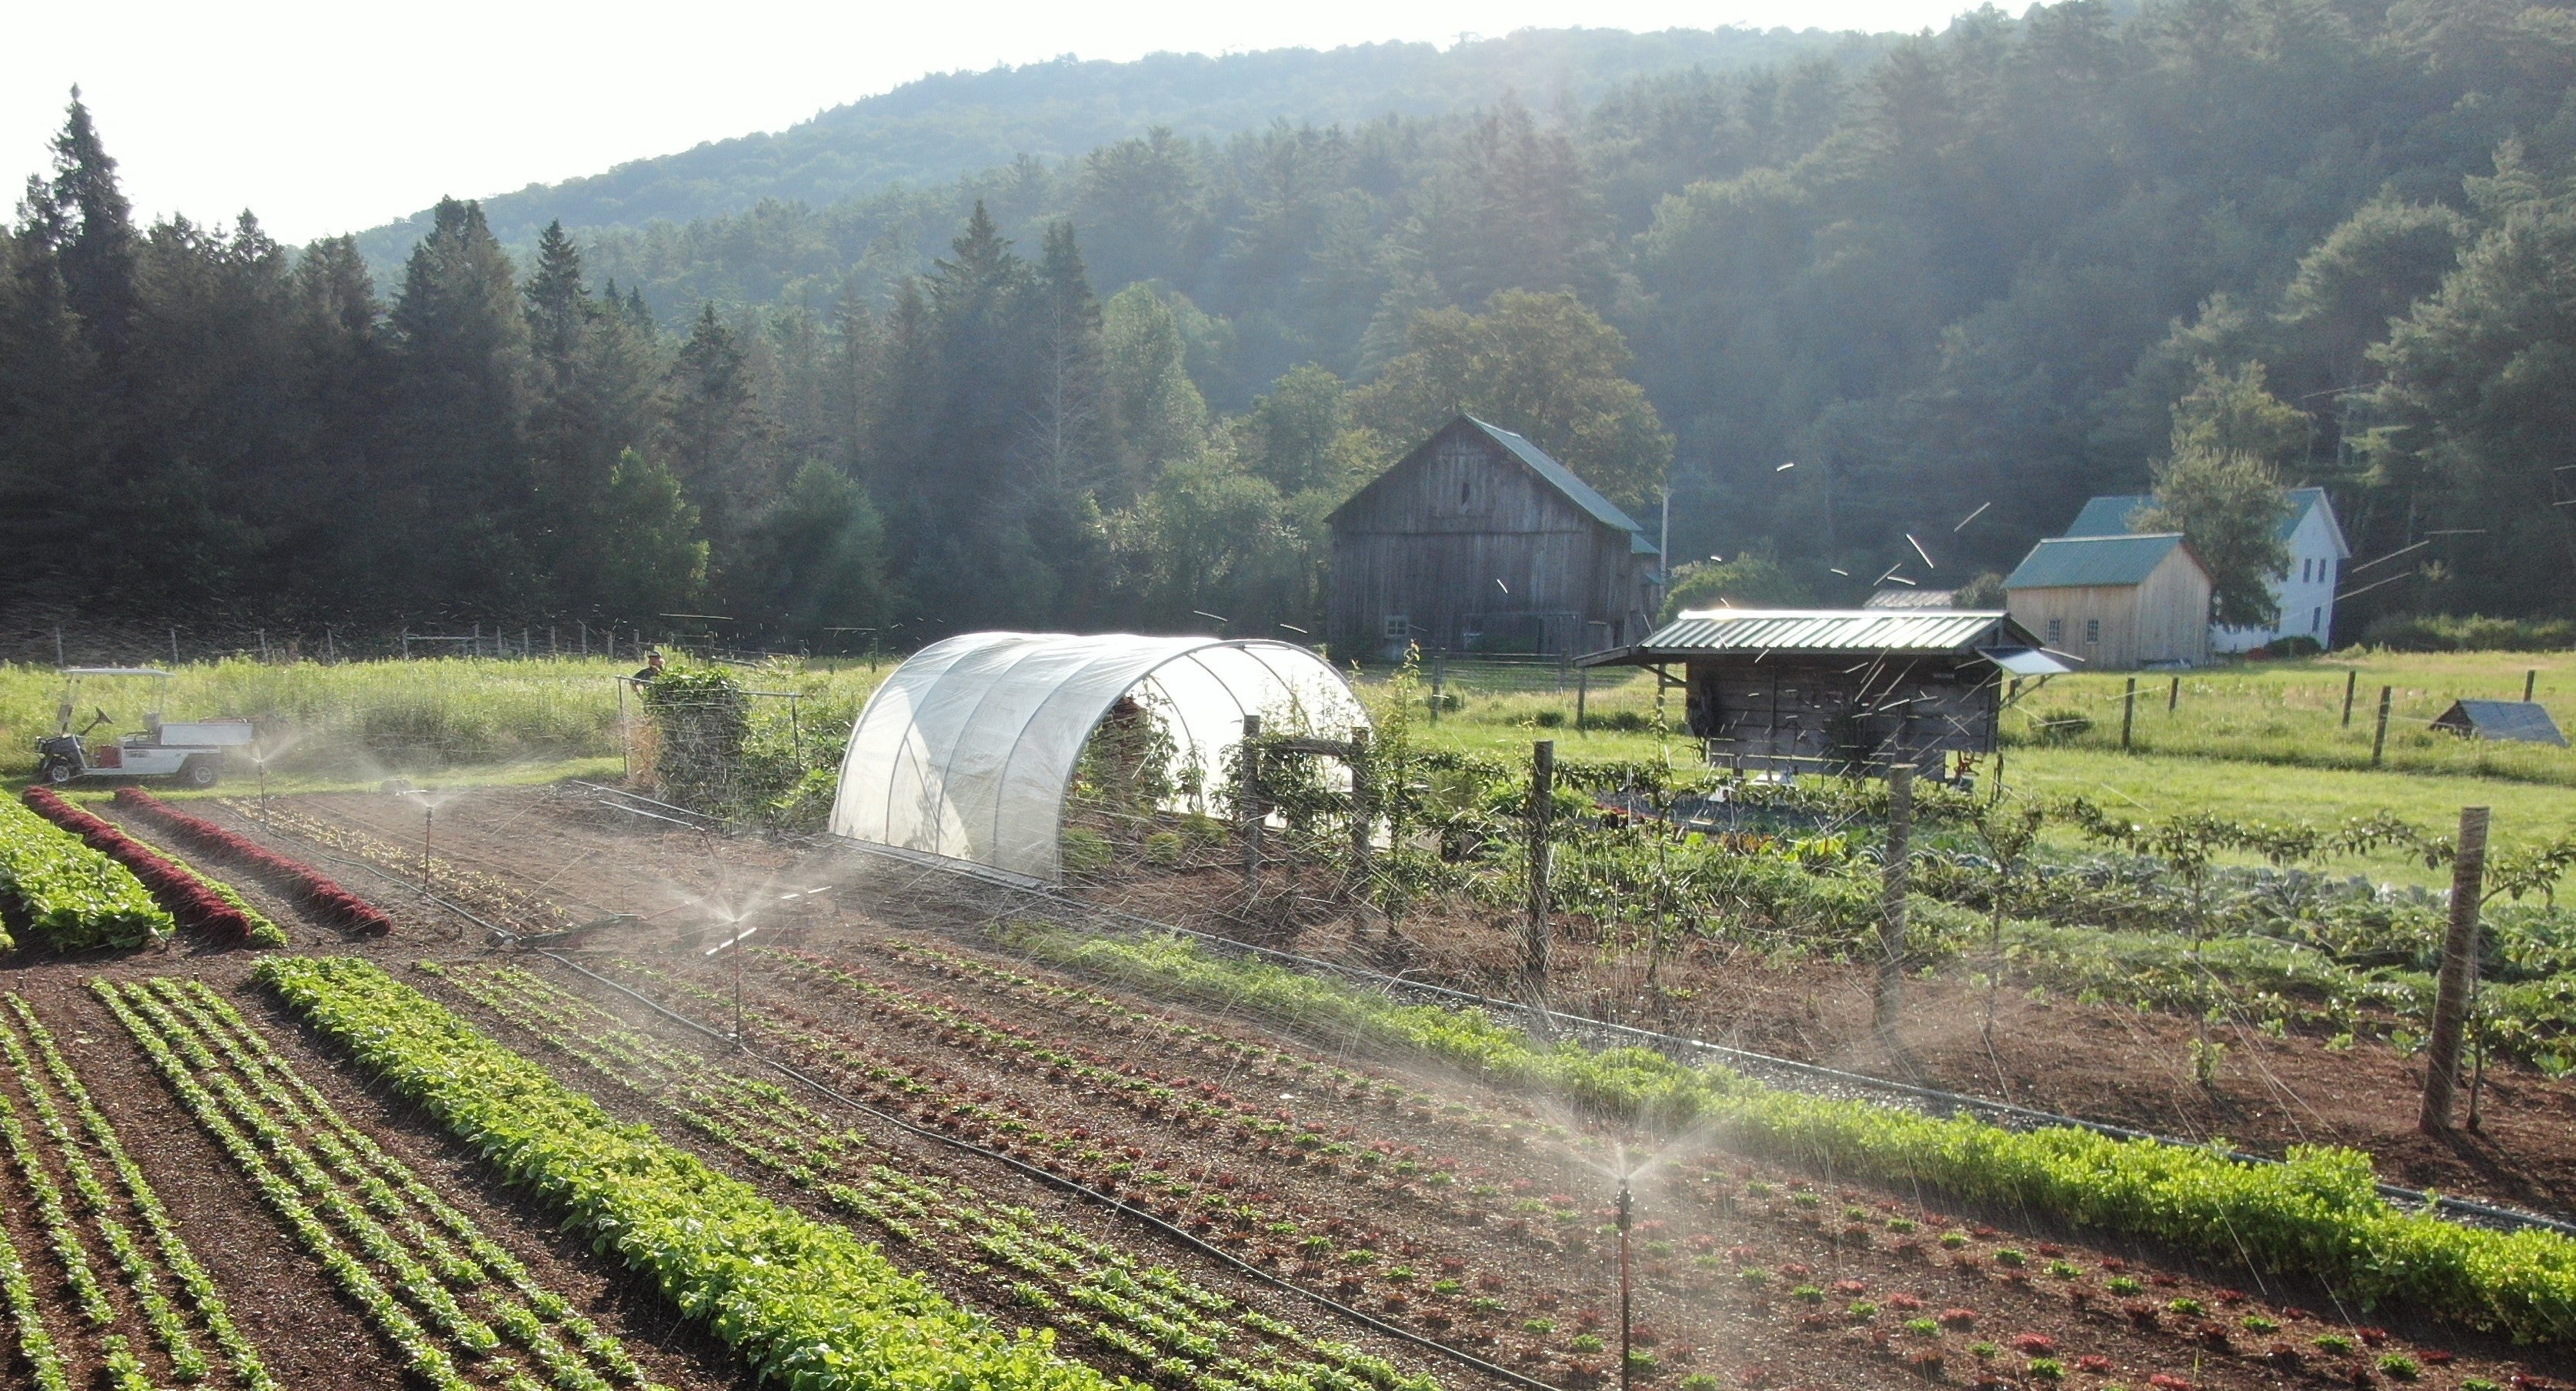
xmin=829 ymin=632 xmax=1368 ymax=882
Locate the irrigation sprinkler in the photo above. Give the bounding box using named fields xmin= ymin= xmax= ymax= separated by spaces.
xmin=1617 ymin=1174 xmax=1633 ymax=1391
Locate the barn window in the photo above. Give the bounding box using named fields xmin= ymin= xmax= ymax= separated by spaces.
xmin=1383 ymin=613 xmax=1410 ymax=640
xmin=2084 ymin=619 xmax=2100 ymax=645
xmin=2046 ymin=618 xmax=2063 ymax=645
xmin=1460 ymin=480 xmax=1471 ymax=505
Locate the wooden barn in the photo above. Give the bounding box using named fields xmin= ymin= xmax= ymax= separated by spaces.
xmin=1327 ymin=416 xmax=1663 ymax=660
xmin=1580 ymin=609 xmax=2067 ymax=777
xmin=2004 ymin=532 xmax=2212 ymax=669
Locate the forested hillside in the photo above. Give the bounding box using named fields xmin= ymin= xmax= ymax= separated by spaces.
xmin=354 ymin=28 xmax=1879 ymax=272
xmin=8 ymin=2 xmax=2576 ymax=651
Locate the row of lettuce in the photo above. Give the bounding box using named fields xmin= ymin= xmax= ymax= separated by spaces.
xmin=0 ymin=785 xmax=387 ymax=952
xmin=255 ymin=956 xmax=1130 ymax=1391
xmin=1011 ymin=926 xmax=2576 ymax=1346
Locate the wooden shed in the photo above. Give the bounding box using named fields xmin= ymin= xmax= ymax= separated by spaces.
xmin=1327 ymin=416 xmax=1662 ymax=660
xmin=2004 ymin=532 xmax=2212 ymax=669
xmin=2431 ymin=700 xmax=2568 ymax=746
xmin=1579 ymin=609 xmax=2067 ymax=777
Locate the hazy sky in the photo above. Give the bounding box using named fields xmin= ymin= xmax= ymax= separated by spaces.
xmin=12 ymin=0 xmax=1969 ymax=245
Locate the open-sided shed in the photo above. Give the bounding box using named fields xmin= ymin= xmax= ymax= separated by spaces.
xmin=1580 ymin=609 xmax=2068 ymax=776
xmin=2431 ymin=699 xmax=2568 ymax=746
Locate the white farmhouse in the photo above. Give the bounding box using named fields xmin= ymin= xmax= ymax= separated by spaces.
xmin=2061 ymin=487 xmax=2349 ymax=652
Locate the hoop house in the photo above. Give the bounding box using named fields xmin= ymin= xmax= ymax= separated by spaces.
xmin=830 ymin=632 xmax=1366 ymax=881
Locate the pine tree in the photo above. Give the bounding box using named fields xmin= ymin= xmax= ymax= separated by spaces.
xmin=389 ymin=196 xmax=536 ymax=605
xmin=1027 ymin=220 xmax=1105 ymax=492
xmin=666 ymin=302 xmax=772 ymax=545
xmin=42 ymin=90 xmax=138 ymax=364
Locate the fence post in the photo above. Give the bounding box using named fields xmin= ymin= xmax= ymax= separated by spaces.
xmin=1240 ymin=716 xmax=1263 ymax=897
xmin=2167 ymin=675 xmax=2179 ymax=712
xmin=2526 ymin=669 xmax=2538 ymax=703
xmin=259 ymin=629 xmax=269 ymax=662
xmin=324 ymin=628 xmax=335 ymax=663
xmin=1876 ymin=762 xmax=1913 ymax=1051
xmin=171 ymin=628 xmax=180 ymax=666
xmin=2372 ymin=685 xmax=2393 ymax=766
xmin=2121 ymin=676 xmax=2137 ymax=751
xmin=1346 ymin=727 xmax=1373 ymax=878
xmin=1575 ymin=666 xmax=1589 ymax=734
xmin=1526 ymin=739 xmax=1554 ymax=1010
xmin=2420 ymin=806 xmax=2491 ymax=1133
xmin=53 ymin=625 xmax=63 ymax=666
xmin=1430 ymin=655 xmax=1445 ymax=724
xmin=401 ymin=631 xmax=411 ymax=661
xmin=2342 ymin=670 xmax=2358 ymax=727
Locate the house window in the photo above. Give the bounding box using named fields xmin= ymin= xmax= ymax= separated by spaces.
xmin=2301 ymin=559 xmax=2311 ymax=582
xmin=1383 ymin=613 xmax=1409 ymax=640
xmin=2085 ymin=619 xmax=2101 ymax=645
xmin=2312 ymin=607 xmax=2322 ymax=632
xmin=2045 ymin=618 xmax=2063 ymax=645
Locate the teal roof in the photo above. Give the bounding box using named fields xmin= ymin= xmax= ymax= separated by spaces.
xmin=2005 ymin=532 xmax=2194 ymax=589
xmin=2065 ymin=488 xmax=2339 ymax=549
xmin=1463 ymin=416 xmax=1656 ymax=549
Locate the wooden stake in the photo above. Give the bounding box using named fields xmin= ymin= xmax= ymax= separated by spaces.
xmin=2420 ymin=806 xmax=2491 ymax=1133
xmin=2372 ymin=685 xmax=2393 ymax=766
xmin=2526 ymin=669 xmax=2538 ymax=703
xmin=1875 ymin=762 xmax=1914 ymax=1050
xmin=1525 ymin=739 xmax=1554 ymax=1009
xmin=1240 ymin=716 xmax=1263 ymax=896
xmin=2342 ymin=669 xmax=2357 ymax=726
xmin=2121 ymin=676 xmax=2137 ymax=751
xmin=2167 ymin=675 xmax=2180 ymax=712
xmin=1576 ymin=667 xmax=1588 ymax=734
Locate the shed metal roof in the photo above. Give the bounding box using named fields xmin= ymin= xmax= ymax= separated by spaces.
xmin=2066 ymin=488 xmax=2347 ymax=555
xmin=1629 ymin=608 xmax=2014 ymax=653
xmin=1864 ymin=588 xmax=1958 ymax=609
xmin=2431 ymin=699 xmax=2568 ymax=746
xmin=2005 ymin=532 xmax=2193 ymax=589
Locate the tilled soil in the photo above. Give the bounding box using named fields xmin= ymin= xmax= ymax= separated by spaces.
xmin=15 ymin=782 xmax=2576 ymax=1391
xmin=1085 ymin=859 xmax=2576 ymax=1217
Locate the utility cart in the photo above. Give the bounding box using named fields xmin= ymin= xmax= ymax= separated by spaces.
xmin=32 ymin=668 xmax=255 ymax=787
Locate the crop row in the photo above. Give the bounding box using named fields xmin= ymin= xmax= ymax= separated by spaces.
xmin=232 ymin=799 xmax=573 ymax=933
xmin=112 ymin=789 xmax=392 ymax=935
xmin=98 ymin=976 xmax=662 ymax=1391
xmin=0 ymin=993 xmax=278 ymax=1389
xmin=256 ymin=955 xmax=1127 ymax=1391
xmin=426 ymin=957 xmax=1439 ymax=1391
xmin=20 ymin=788 xmax=285 ymax=946
xmin=776 ymin=939 xmax=2511 ymax=1389
xmin=1014 ymin=926 xmax=2576 ymax=1346
xmin=0 ymin=795 xmax=169 ymax=952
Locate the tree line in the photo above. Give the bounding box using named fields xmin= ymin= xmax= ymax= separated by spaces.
xmin=12 ymin=0 xmax=2576 ymax=647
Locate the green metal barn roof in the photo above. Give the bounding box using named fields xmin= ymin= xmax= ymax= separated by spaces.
xmin=2005 ymin=532 xmax=2193 ymax=589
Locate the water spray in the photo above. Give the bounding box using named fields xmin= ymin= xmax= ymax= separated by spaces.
xmin=1617 ymin=1170 xmax=1633 ymax=1391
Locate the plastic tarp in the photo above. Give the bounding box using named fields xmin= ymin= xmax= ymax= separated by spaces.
xmin=829 ymin=632 xmax=1368 ymax=881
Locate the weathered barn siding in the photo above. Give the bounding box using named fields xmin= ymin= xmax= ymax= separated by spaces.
xmin=2009 ymin=552 xmax=2211 ymax=669
xmin=1689 ymin=659 xmax=2000 ymax=772
xmin=1328 ymin=419 xmax=1658 ymax=659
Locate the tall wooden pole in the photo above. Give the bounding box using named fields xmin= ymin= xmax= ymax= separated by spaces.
xmin=1240 ymin=716 xmax=1263 ymax=897
xmin=2420 ymin=806 xmax=2491 ymax=1133
xmin=1525 ymin=739 xmax=1555 ymax=1009
xmin=1875 ymin=762 xmax=1914 ymax=1050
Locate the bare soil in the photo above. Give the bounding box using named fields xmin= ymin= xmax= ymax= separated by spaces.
xmin=12 ymin=781 xmax=2576 ymax=1391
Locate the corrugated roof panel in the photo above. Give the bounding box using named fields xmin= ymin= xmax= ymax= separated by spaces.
xmin=2005 ymin=533 xmax=2188 ymax=589
xmin=1638 ymin=608 xmax=2011 ymax=655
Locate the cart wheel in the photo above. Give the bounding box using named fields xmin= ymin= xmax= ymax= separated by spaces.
xmin=181 ymin=758 xmax=221 ymax=789
xmin=39 ymin=757 xmax=78 ymax=785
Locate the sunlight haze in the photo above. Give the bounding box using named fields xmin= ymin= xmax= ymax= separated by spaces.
xmin=15 ymin=0 xmax=1970 ymax=243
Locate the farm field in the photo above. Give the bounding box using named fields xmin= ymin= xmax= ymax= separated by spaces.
xmin=28 ymin=782 xmax=2570 ymax=1391
xmin=8 ymin=649 xmax=2576 ymax=1391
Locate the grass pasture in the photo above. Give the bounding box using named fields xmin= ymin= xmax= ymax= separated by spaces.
xmin=0 ymin=655 xmax=893 ymax=785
